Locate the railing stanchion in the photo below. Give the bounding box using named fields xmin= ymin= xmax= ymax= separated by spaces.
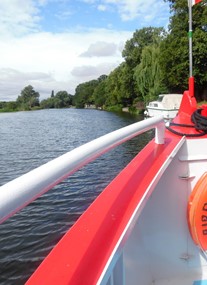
xmin=155 ymin=120 xmax=165 ymax=144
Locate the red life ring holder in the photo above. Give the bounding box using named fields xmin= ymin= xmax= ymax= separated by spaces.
xmin=188 ymin=172 xmax=207 ymax=250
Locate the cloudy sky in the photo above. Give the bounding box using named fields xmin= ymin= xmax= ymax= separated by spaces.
xmin=0 ymin=0 xmax=170 ymax=101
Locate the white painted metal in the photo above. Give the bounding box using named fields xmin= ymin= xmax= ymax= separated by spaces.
xmin=98 ymin=137 xmax=186 ymax=285
xmin=0 ymin=116 xmax=165 ymax=224
xmin=146 ymin=107 xmax=179 ymax=120
xmin=100 ymin=137 xmax=207 ymax=285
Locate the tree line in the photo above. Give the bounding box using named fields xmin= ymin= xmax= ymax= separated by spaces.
xmin=0 ymin=85 xmax=74 ymax=112
xmin=73 ymin=0 xmax=207 ymax=111
xmin=1 ymin=0 xmax=207 ymax=113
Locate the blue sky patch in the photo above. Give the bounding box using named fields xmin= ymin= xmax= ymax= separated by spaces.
xmin=193 ymin=281 xmax=207 ymax=285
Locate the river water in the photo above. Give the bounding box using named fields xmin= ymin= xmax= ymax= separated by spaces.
xmin=0 ymin=109 xmax=153 ymax=284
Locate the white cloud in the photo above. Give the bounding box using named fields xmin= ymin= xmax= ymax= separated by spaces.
xmin=94 ymin=0 xmax=169 ymax=24
xmin=0 ymin=68 xmax=70 ymax=101
xmin=80 ymin=41 xmax=117 ymax=57
xmin=0 ymin=0 xmax=41 ymax=37
xmin=71 ymin=62 xmax=118 ymax=78
xmin=0 ymin=0 xmax=169 ymax=102
xmin=0 ymin=29 xmax=131 ymax=101
xmin=98 ymin=5 xmax=107 ymax=11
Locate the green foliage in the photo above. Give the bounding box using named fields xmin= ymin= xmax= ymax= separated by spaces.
xmin=54 ymin=91 xmax=73 ymax=108
xmin=160 ymin=33 xmax=189 ymax=92
xmin=0 ymin=101 xmax=18 ymax=112
xmin=104 ymin=65 xmax=124 ymax=107
xmin=73 ymin=79 xmax=99 ymax=108
xmin=93 ymin=80 xmax=107 ymax=108
xmin=161 ymin=0 xmax=207 ymax=97
xmin=40 ymin=97 xmax=55 ymax=109
xmin=134 ymin=44 xmax=167 ymax=105
xmin=103 ymin=63 xmax=136 ymax=108
xmin=122 ymin=27 xmax=165 ymax=67
xmin=119 ymin=63 xmax=136 ymax=105
xmin=193 ymin=28 xmax=207 ymax=86
xmin=105 ymin=104 xmax=123 ymax=112
xmin=40 ymin=90 xmax=73 ymax=109
xmin=122 ymin=27 xmax=166 ymax=105
xmin=16 ymin=85 xmax=40 ymax=110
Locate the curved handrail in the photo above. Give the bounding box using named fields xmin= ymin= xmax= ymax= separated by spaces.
xmin=0 ymin=116 xmax=165 ymax=224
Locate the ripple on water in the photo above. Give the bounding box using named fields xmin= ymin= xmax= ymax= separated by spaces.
xmin=0 ymin=109 xmax=152 ymax=284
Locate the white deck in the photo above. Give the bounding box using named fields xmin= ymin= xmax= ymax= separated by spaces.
xmin=123 ymin=138 xmax=207 ymax=285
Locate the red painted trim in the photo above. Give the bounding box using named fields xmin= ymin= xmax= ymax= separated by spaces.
xmin=26 ymin=89 xmax=207 ymax=284
xmin=26 ymin=134 xmax=182 ymax=285
xmin=178 ymin=90 xmax=197 ymax=118
xmin=171 ymin=90 xmax=207 ymax=137
xmin=192 ymin=0 xmax=202 ymax=5
xmin=189 ymin=77 xmax=195 ymax=98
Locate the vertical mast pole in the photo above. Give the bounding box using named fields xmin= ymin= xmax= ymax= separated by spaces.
xmin=189 ymin=0 xmax=193 ymax=77
xmin=188 ymin=0 xmax=194 ymax=97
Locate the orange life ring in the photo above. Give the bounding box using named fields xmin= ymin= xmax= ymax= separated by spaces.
xmin=188 ymin=172 xmax=207 ymax=250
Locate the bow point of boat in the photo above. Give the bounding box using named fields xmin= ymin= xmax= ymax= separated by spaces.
xmin=25 ymin=90 xmax=207 ymax=284
xmin=2 ymin=87 xmax=207 ymax=284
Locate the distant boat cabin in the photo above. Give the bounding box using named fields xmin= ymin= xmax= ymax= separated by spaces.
xmin=145 ymin=94 xmax=183 ymax=119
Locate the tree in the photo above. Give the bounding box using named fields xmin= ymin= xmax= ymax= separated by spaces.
xmin=160 ymin=33 xmax=189 ymax=92
xmin=74 ymin=80 xmax=99 ymax=108
xmin=0 ymin=101 xmax=18 ymax=112
xmin=93 ymin=76 xmax=108 ymax=108
xmin=122 ymin=27 xmax=166 ymax=103
xmin=134 ymin=44 xmax=167 ymax=105
xmin=120 ymin=63 xmax=138 ymax=105
xmin=93 ymin=80 xmax=107 ymax=108
xmin=40 ymin=97 xmax=54 ymax=109
xmin=97 ymin=74 xmax=108 ymax=82
xmin=105 ymin=65 xmax=124 ymax=107
xmin=40 ymin=91 xmax=73 ymax=109
xmin=16 ymin=85 xmax=40 ymax=110
xmin=54 ymin=91 xmax=72 ymax=108
xmin=122 ymin=27 xmax=165 ymax=67
xmin=161 ymin=0 xmax=207 ymax=98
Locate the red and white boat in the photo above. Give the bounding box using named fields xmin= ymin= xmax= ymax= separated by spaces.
xmin=1 ymin=80 xmax=207 ymax=285
xmin=1 ymin=1 xmax=207 ymax=284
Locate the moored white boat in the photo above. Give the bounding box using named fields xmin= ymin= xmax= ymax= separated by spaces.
xmin=145 ymin=93 xmax=183 ymax=119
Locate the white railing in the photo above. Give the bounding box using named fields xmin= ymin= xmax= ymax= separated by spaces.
xmin=0 ymin=116 xmax=165 ymax=224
